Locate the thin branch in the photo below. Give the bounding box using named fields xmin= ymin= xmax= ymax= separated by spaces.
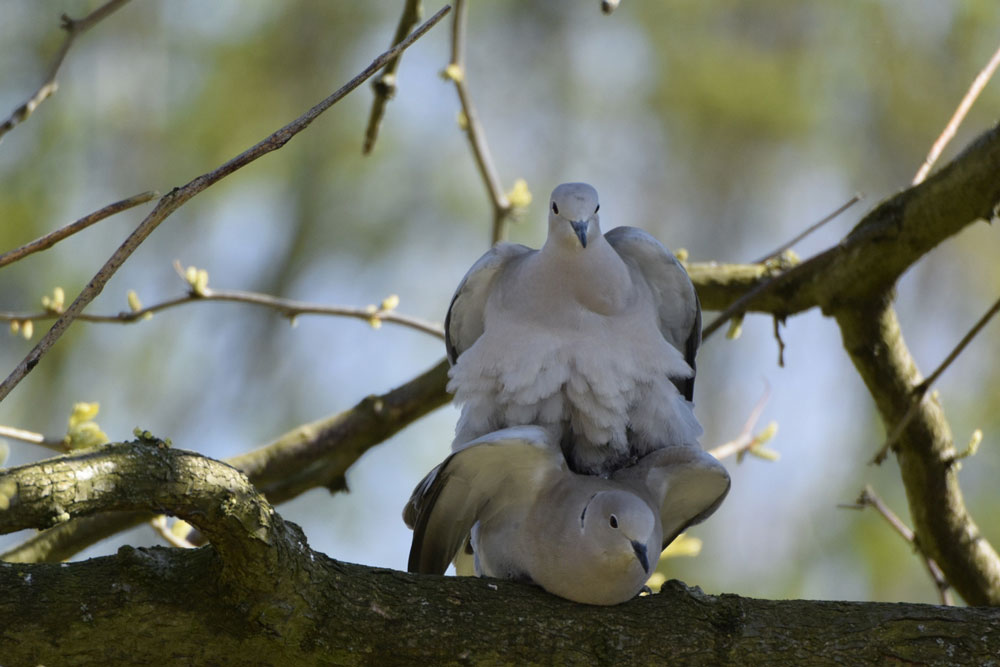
xmin=871 ymin=293 xmax=1000 ymax=464
xmin=707 ymin=384 xmax=777 ymax=462
xmin=0 ymin=0 xmax=133 ymax=143
xmin=0 ymin=191 xmax=157 ymax=269
xmin=149 ymin=515 xmax=196 ymax=549
xmin=0 ymin=5 xmax=452 ymax=405
xmin=0 ymin=287 xmax=444 ymax=340
xmin=751 ymin=194 xmax=862 ymax=265
xmin=362 ymin=0 xmax=423 ymax=154
xmin=447 ymin=0 xmax=512 ymax=245
xmin=702 ymin=122 xmax=1000 ymax=343
xmin=844 ymin=485 xmax=954 ymax=605
xmin=0 ymin=425 xmax=66 ymax=452
xmin=772 ymin=316 xmax=786 ymax=368
xmin=1 ymin=358 xmax=451 ymax=563
xmin=700 ymin=251 xmax=812 ymax=340
xmin=913 ymin=41 xmax=1000 ymax=185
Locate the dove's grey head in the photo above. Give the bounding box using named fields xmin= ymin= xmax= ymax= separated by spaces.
xmin=580 ymin=489 xmax=658 ymax=577
xmin=548 ymin=182 xmax=601 ymax=249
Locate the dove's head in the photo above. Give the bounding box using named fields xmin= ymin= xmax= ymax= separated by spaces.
xmin=581 ymin=489 xmax=659 ymax=578
xmin=548 ymin=182 xmax=601 ymax=249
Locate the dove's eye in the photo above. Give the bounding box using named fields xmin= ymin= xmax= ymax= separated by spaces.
xmin=595 ymin=204 xmax=600 ymax=213
xmin=552 ymin=202 xmax=559 ymax=215
xmin=609 ymin=514 xmax=619 ymax=529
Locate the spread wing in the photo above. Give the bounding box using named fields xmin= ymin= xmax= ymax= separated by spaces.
xmin=613 ymin=446 xmax=730 ymax=550
xmin=605 ymin=226 xmax=701 ymax=400
xmin=406 ymin=426 xmax=562 ymax=574
xmin=444 ymin=242 xmax=533 ymax=364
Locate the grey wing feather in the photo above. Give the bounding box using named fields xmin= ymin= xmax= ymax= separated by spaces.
xmin=613 ymin=446 xmax=730 ymax=550
xmin=444 ymin=242 xmax=533 ymax=364
xmin=406 ymin=426 xmax=560 ymax=574
xmin=605 ymin=226 xmax=701 ymax=400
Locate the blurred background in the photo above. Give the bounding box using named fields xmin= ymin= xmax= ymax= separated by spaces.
xmin=1 ymin=0 xmax=998 ymax=604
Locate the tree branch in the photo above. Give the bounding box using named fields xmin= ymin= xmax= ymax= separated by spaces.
xmin=750 ymin=193 xmax=861 ymax=265
xmin=0 ymin=439 xmax=285 ymax=583
xmin=872 ymin=292 xmax=1000 ymax=464
xmin=0 ymin=5 xmax=452 ymax=405
xmin=701 ymin=121 xmax=1000 ymax=339
xmin=913 ymin=41 xmax=1000 ymax=185
xmin=362 ymin=0 xmax=423 ymax=154
xmin=1 ymin=286 xmax=444 ymax=340
xmin=1 ymin=359 xmax=451 ymax=563
xmin=0 ymin=0 xmax=133 ymax=143
xmin=845 ymin=485 xmax=953 ymax=605
xmin=446 ymin=0 xmax=513 ymax=245
xmin=836 ymin=298 xmax=1000 ymax=605
xmin=1 ymin=549 xmax=998 ymax=664
xmin=0 ymin=191 xmax=157 ymax=269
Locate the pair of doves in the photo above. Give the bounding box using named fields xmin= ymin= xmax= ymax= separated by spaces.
xmin=405 ymin=183 xmax=730 ymax=605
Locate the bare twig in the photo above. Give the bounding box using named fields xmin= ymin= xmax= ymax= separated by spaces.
xmin=1 ymin=359 xmax=451 ymax=563
xmin=149 ymin=515 xmax=196 ymax=549
xmin=700 ymin=251 xmax=811 ymax=341
xmin=872 ymin=293 xmax=1000 ymax=464
xmin=1 ymin=287 xmax=444 ymax=339
xmin=0 ymin=191 xmax=157 ymax=269
xmin=751 ymin=194 xmax=862 ymax=265
xmin=843 ymin=485 xmax=954 ymax=605
xmin=703 ymin=196 xmax=862 ymax=341
xmin=447 ymin=0 xmax=512 ymax=245
xmin=362 ymin=0 xmax=423 ymax=154
xmin=913 ymin=42 xmax=1000 ymax=185
xmin=0 ymin=0 xmax=133 ymax=143
xmin=772 ymin=317 xmax=786 ymax=368
xmin=0 ymin=5 xmax=452 ymax=405
xmin=708 ymin=384 xmax=777 ymax=462
xmin=0 ymin=425 xmax=66 ymax=452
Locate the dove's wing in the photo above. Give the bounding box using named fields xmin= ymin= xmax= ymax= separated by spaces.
xmin=444 ymin=242 xmax=534 ymax=364
xmin=613 ymin=445 xmax=730 ymax=549
xmin=406 ymin=426 xmax=563 ymax=574
xmin=605 ymin=226 xmax=701 ymax=400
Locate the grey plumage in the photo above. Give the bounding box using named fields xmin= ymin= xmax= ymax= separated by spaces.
xmin=445 ymin=183 xmax=703 ymax=474
xmin=405 ymin=426 xmax=730 ymax=605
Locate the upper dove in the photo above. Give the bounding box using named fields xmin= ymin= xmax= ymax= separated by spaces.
xmin=405 ymin=425 xmax=730 ymax=605
xmin=446 ymin=182 xmax=703 ymax=475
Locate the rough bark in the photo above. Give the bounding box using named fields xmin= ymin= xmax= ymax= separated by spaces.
xmin=2 ymin=442 xmax=998 ymax=666
xmin=1 ymin=359 xmax=450 ymax=563
xmin=2 ymin=121 xmax=999 ymax=664
xmin=836 ymin=298 xmax=1000 ymax=605
xmin=4 ymin=551 xmax=999 ymax=666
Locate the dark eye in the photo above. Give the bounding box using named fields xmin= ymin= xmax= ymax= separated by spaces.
xmin=552 ymin=202 xmax=559 ymax=214
xmin=595 ymin=204 xmax=600 ymax=213
xmin=609 ymin=514 xmax=618 ymax=529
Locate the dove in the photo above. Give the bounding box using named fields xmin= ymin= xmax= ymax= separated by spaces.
xmin=405 ymin=425 xmax=730 ymax=605
xmin=445 ymin=182 xmax=703 ymax=475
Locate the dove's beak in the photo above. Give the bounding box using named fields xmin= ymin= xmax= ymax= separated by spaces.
xmin=631 ymin=541 xmax=649 ymax=573
xmin=571 ymin=220 xmax=589 ymax=248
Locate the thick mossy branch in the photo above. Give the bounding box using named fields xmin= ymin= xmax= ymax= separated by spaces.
xmin=836 ymin=298 xmax=1000 ymax=605
xmin=1 ymin=359 xmax=451 ymax=563
xmin=1 ymin=548 xmax=999 ymax=665
xmin=707 ymin=121 xmax=1000 ymax=321
xmin=0 ymin=441 xmax=287 ymax=584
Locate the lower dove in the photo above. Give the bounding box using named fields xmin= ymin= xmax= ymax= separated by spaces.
xmin=405 ymin=425 xmax=730 ymax=605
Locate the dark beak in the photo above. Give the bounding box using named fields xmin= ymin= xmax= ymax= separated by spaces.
xmin=631 ymin=541 xmax=649 ymax=573
xmin=570 ymin=220 xmax=588 ymax=248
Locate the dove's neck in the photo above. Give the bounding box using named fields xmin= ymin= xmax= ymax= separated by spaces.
xmin=536 ymin=234 xmax=632 ymax=314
